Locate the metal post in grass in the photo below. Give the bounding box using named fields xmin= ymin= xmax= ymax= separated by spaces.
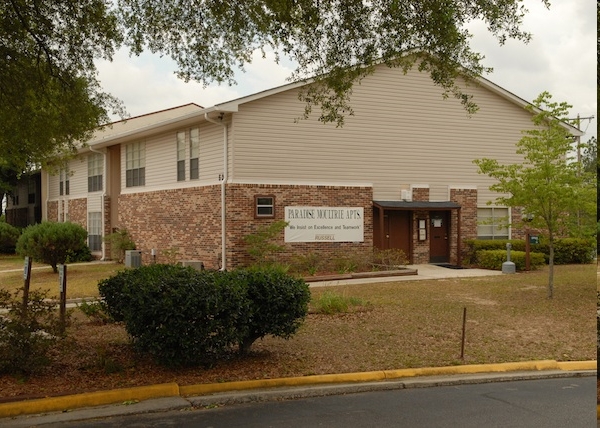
xmin=22 ymin=256 xmax=32 ymax=318
xmin=58 ymin=264 xmax=67 ymax=333
xmin=460 ymin=307 xmax=467 ymax=360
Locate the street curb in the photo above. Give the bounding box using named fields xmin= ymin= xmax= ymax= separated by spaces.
xmin=0 ymin=360 xmax=595 ymax=419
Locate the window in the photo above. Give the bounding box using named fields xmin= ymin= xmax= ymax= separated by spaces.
xmin=477 ymin=207 xmax=509 ymax=240
xmin=59 ymin=167 xmax=69 ymax=196
xmin=126 ymin=142 xmax=145 ymax=187
xmin=28 ymin=179 xmax=35 ymax=204
xmin=255 ymin=195 xmax=275 ymax=218
xmin=190 ymin=128 xmax=199 ymax=180
xmin=11 ymin=194 xmax=19 ymax=206
xmin=88 ymin=212 xmax=102 ymax=251
xmin=176 ymin=131 xmax=186 ymax=181
xmin=88 ymin=152 xmax=103 ymax=192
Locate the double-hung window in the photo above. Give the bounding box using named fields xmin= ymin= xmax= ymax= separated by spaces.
xmin=477 ymin=207 xmax=509 ymax=240
xmin=59 ymin=167 xmax=70 ymax=196
xmin=175 ymin=128 xmax=200 ymax=181
xmin=177 ymin=131 xmax=186 ymax=181
xmin=88 ymin=212 xmax=102 ymax=251
xmin=190 ymin=128 xmax=199 ymax=180
xmin=126 ymin=142 xmax=145 ymax=187
xmin=88 ymin=152 xmax=103 ymax=192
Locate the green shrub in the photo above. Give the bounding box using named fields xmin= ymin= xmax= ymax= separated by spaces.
xmin=98 ymin=265 xmax=310 ymax=366
xmin=552 ymin=238 xmax=595 ymax=264
xmin=0 ymin=288 xmax=67 ymax=375
xmin=291 ymin=252 xmax=323 ymax=275
xmin=77 ymin=298 xmax=113 ymax=324
xmin=99 ymin=265 xmax=245 ymax=367
xmin=16 ymin=221 xmax=88 ymax=273
xmin=234 ymin=267 xmax=310 ymax=354
xmin=103 ymin=229 xmax=136 ymax=263
xmin=476 ymin=250 xmax=545 ymax=271
xmin=243 ymin=220 xmax=288 ymax=267
xmin=0 ymin=220 xmax=20 ymax=254
xmin=463 ymin=238 xmax=595 ymax=265
xmin=66 ymin=245 xmax=93 ymax=263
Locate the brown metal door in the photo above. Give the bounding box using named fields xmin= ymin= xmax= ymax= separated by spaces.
xmin=429 ymin=211 xmax=449 ymax=263
xmin=384 ymin=211 xmax=411 ymax=257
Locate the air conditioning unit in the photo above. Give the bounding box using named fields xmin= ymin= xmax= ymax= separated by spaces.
xmin=125 ymin=250 xmax=142 ymax=268
xmin=401 ymin=189 xmax=412 ymax=201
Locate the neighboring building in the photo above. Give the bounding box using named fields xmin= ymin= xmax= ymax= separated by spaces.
xmin=39 ymin=64 xmax=582 ymax=268
xmin=5 ymin=171 xmax=42 ymax=228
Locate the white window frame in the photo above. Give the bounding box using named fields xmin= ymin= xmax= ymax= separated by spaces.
xmin=126 ymin=142 xmax=145 ymax=187
xmin=477 ymin=207 xmax=510 ymax=240
xmin=88 ymin=153 xmax=103 ymax=192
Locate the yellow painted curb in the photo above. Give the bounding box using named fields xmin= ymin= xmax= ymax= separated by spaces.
xmin=383 ymin=360 xmax=559 ymax=379
xmin=1 ymin=360 xmax=596 ymax=419
xmin=556 ymin=361 xmax=597 ymax=371
xmin=180 ymin=371 xmax=386 ymax=396
xmin=0 ymin=383 xmax=180 ymax=419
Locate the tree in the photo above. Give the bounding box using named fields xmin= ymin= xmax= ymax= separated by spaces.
xmin=474 ymin=92 xmax=595 ymax=299
xmin=3 ymin=0 xmax=542 ymax=172
xmin=1 ymin=0 xmax=125 ymax=175
xmin=117 ymin=0 xmax=540 ymax=125
xmin=16 ymin=221 xmax=89 ymax=273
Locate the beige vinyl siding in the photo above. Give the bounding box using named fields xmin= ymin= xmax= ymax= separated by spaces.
xmin=47 ymin=157 xmax=87 ymax=200
xmin=48 ymin=172 xmax=60 ymax=200
xmin=87 ymin=194 xmax=102 ymax=212
xmin=120 ymin=121 xmax=225 ymax=193
xmin=231 ymin=64 xmax=530 ymax=204
xmin=68 ymin=156 xmax=88 ymax=197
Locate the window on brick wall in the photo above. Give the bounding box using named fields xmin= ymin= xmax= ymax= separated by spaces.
xmin=88 ymin=152 xmax=103 ymax=192
xmin=255 ymin=195 xmax=275 ymax=218
xmin=126 ymin=142 xmax=145 ymax=187
xmin=477 ymin=207 xmax=509 ymax=239
xmin=88 ymin=212 xmax=102 ymax=251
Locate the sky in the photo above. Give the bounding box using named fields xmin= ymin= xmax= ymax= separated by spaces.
xmin=96 ymin=0 xmax=597 ymax=142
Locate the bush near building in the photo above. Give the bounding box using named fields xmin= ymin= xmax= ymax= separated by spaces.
xmin=463 ymin=238 xmax=595 ymax=267
xmin=98 ymin=265 xmax=310 ymax=367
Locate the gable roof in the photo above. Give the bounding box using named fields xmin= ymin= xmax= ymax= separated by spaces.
xmin=84 ymin=66 xmax=583 ymax=150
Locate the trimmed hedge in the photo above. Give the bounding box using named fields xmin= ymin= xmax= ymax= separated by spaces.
xmin=476 ymin=250 xmax=545 ymax=271
xmin=464 ymin=238 xmax=595 ymax=266
xmin=98 ymin=265 xmax=310 ymax=367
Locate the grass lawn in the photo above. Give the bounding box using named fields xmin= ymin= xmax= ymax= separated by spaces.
xmin=0 ymin=261 xmax=595 ymax=401
xmin=0 ymin=255 xmax=124 ymax=299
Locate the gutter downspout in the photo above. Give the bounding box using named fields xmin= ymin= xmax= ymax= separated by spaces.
xmin=204 ymin=112 xmax=228 ymax=271
xmin=89 ymin=146 xmax=107 ymax=261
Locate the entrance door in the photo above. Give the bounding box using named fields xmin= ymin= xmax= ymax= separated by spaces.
xmin=429 ymin=211 xmax=449 ymax=263
xmin=384 ymin=211 xmax=411 ymax=259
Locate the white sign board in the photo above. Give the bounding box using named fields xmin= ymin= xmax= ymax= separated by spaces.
xmin=284 ymin=207 xmax=364 ymax=242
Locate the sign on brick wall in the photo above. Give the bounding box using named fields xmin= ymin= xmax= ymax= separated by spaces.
xmin=284 ymin=206 xmax=364 ymax=242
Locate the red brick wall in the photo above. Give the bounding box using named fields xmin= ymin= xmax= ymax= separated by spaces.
xmin=226 ymin=184 xmax=374 ymax=268
xmin=117 ymin=184 xmax=373 ymax=269
xmin=450 ymin=188 xmax=477 ymax=264
xmin=47 ymin=201 xmax=58 ymax=222
xmin=118 ymin=186 xmax=222 ymax=268
xmin=412 ymin=187 xmax=429 ymax=202
xmin=68 ymin=198 xmax=87 ymax=229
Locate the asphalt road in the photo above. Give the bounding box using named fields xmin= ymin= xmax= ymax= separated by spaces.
xmin=41 ymin=377 xmax=596 ymax=428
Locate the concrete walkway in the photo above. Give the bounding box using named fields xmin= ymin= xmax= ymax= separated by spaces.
xmin=307 ymin=263 xmax=503 ymax=287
